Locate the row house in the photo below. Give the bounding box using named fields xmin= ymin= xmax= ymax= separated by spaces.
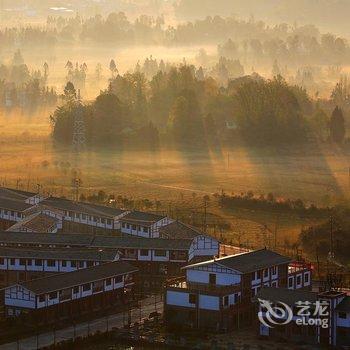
xmin=4 ymin=261 xmax=138 ymax=323
xmin=164 ymin=249 xmax=311 ymax=331
xmin=120 ymin=211 xmax=172 ymax=238
xmin=0 ymin=197 xmax=32 ymax=230
xmin=256 ymin=287 xmax=350 ymax=348
xmin=0 ymin=247 xmax=119 ymax=287
xmin=0 ymin=231 xmax=220 ymax=290
xmin=40 ymin=197 xmax=128 ymax=233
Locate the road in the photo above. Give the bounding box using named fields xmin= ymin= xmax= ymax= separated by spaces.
xmin=0 ymin=296 xmax=163 ymax=350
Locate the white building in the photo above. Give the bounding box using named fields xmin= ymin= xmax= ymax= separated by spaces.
xmin=120 ymin=211 xmax=172 ymax=238
xmin=4 ymin=261 xmax=137 ymax=320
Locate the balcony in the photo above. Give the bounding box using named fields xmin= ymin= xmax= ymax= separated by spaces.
xmin=167 ymin=279 xmax=241 ymax=295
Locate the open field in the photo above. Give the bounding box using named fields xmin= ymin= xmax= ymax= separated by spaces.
xmin=0 ymin=116 xmax=348 ymax=249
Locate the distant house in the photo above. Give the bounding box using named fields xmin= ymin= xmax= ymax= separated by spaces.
xmin=4 ymin=261 xmax=138 ymax=322
xmin=120 ymin=211 xmax=172 ymax=238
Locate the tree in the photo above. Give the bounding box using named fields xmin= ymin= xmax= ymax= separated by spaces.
xmin=109 ymin=59 xmax=118 ymax=77
xmin=330 ymin=106 xmax=345 ymax=143
xmin=63 ymin=82 xmax=77 ymax=103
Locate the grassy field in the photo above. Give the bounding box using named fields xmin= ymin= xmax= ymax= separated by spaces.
xmin=0 ymin=115 xmax=347 ymax=249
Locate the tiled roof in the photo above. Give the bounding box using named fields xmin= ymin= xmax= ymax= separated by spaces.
xmin=0 ymin=231 xmax=192 ymax=250
xmin=0 ymin=187 xmax=36 ymax=200
xmin=336 ymin=296 xmax=350 ymax=312
xmin=20 ymin=261 xmax=138 ymax=295
xmin=0 ymin=197 xmax=32 ymax=212
xmin=159 ymin=221 xmax=204 ymax=239
xmin=7 ymin=213 xmax=58 ymax=232
xmin=0 ymin=231 xmax=94 ymax=246
xmin=92 ymin=235 xmax=192 ymax=250
xmin=184 ymin=249 xmax=292 ymax=273
xmin=120 ymin=211 xmax=166 ymax=226
xmin=0 ymin=247 xmax=118 ymax=261
xmin=41 ymin=197 xmax=125 ymax=218
xmin=255 ymin=287 xmax=317 ymax=306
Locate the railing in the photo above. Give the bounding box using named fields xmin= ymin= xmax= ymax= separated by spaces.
xmin=168 ymin=280 xmax=241 ymax=295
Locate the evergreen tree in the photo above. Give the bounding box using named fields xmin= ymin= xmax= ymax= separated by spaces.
xmin=330 ymin=106 xmax=345 ymax=143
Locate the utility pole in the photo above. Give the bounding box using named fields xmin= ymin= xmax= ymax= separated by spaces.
xmin=72 ymin=94 xmax=86 ymax=152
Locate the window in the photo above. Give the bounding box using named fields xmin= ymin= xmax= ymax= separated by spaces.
xmin=209 ymin=273 xmax=216 ymax=285
xmin=106 ymin=219 xmax=112 ymax=225
xmin=132 ymin=225 xmax=137 ymax=230
xmin=61 ymin=261 xmax=67 ymax=267
xmin=271 ymin=266 xmax=277 ymax=275
xmin=38 ymin=295 xmax=45 ymax=303
xmin=106 ymin=278 xmax=112 ymax=286
xmin=35 ymin=259 xmax=42 ymax=266
xmin=10 ymin=258 xmax=16 ymax=265
xmin=143 ymin=227 xmax=149 ymax=233
xmin=19 ymin=259 xmax=26 ymax=266
xmin=27 ymin=260 xmax=32 ymax=266
xmin=154 ymin=250 xmax=166 ymax=257
xmin=86 ymin=261 xmax=93 ymax=267
xmin=252 ymin=272 xmax=256 ymax=280
xmin=234 ymin=293 xmax=241 ymax=304
xmin=71 ymin=261 xmax=77 ymax=268
xmin=114 ymin=275 xmax=123 ymax=284
xmin=288 ymin=277 xmax=294 ymax=288
xmin=49 ymin=292 xmax=57 ymax=300
xmin=78 ymin=261 xmax=85 ymax=268
xmin=47 ymin=260 xmax=55 ymax=267
xmin=272 ymin=281 xmax=278 ymax=288
xmin=126 ymin=224 xmax=130 ymax=229
xmin=82 ymin=214 xmax=87 ymax=220
xmin=73 ymin=286 xmax=79 ymax=294
xmin=257 ymin=270 xmax=261 ymax=279
xmin=122 ymin=223 xmax=126 ymax=228
xmin=223 ymin=296 xmax=229 ymax=307
xmin=263 ymin=269 xmax=269 ymax=278
xmin=296 ymin=275 xmax=302 ymax=285
xmin=339 ymin=312 xmax=347 ymax=319
xmin=82 ymin=283 xmax=91 ymax=292
xmin=140 ymin=249 xmax=149 ymax=256
xmin=189 ymin=294 xmax=197 ymax=304
xmin=304 ymin=273 xmax=309 ymax=284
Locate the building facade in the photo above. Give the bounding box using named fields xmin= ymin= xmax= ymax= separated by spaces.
xmin=4 ymin=261 xmax=138 ymax=323
xmin=164 ymin=249 xmax=312 ymax=331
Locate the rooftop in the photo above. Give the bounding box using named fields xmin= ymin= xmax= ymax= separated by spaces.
xmin=335 ymin=296 xmax=350 ymax=312
xmin=0 ymin=246 xmax=118 ymax=261
xmin=41 ymin=197 xmax=126 ymax=218
xmin=19 ymin=261 xmax=138 ymax=295
xmin=255 ymin=287 xmax=317 ymax=306
xmin=7 ymin=213 xmax=58 ymax=232
xmin=0 ymin=197 xmax=32 ymax=212
xmin=120 ymin=211 xmax=166 ymax=226
xmin=0 ymin=187 xmax=36 ymax=201
xmin=183 ymin=249 xmax=292 ymax=273
xmin=159 ymin=221 xmax=204 ymax=239
xmin=0 ymin=231 xmax=192 ymax=250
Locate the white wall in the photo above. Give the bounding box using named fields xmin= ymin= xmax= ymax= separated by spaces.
xmin=186 ymin=265 xmax=241 ymax=286
xmin=166 ymin=290 xmax=195 ymax=308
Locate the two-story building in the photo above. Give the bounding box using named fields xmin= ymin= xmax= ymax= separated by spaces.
xmin=4 ymin=261 xmax=138 ymax=323
xmin=0 ymin=231 xmax=220 ymax=291
xmin=0 ymin=247 xmax=119 ymax=287
xmin=120 ymin=211 xmax=172 ymax=238
xmin=256 ymin=287 xmax=350 ymax=348
xmin=164 ymin=249 xmax=311 ymax=331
